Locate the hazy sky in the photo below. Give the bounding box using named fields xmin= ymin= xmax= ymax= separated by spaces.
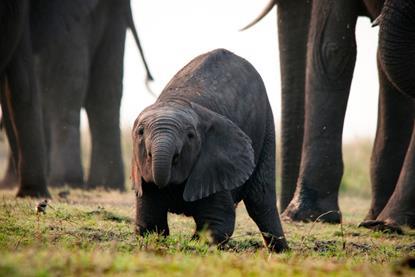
xmin=116 ymin=0 xmax=379 ymax=141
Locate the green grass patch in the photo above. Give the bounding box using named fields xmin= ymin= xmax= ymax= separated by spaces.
xmin=0 ymin=134 xmax=414 ymax=275
xmin=0 ymin=189 xmax=414 ymax=276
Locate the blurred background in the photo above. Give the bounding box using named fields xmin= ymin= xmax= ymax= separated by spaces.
xmin=0 ymin=0 xmax=379 ymax=194
xmin=109 ymin=0 xmax=378 ymax=196
xmin=117 ymin=0 xmax=379 ymax=141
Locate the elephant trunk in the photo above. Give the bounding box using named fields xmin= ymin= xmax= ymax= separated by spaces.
xmin=379 ymin=0 xmax=415 ymax=98
xmin=151 ymin=132 xmax=176 ymax=188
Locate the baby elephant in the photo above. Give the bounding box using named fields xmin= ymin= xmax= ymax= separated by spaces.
xmin=131 ymin=49 xmax=288 ymax=252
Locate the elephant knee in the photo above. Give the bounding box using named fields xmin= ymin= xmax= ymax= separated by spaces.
xmin=313 ymin=40 xmax=357 ymax=88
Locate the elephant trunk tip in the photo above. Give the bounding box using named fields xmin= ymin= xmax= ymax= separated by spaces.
xmin=152 ymin=162 xmax=171 ymax=188
xmin=153 ymin=174 xmax=170 ymax=188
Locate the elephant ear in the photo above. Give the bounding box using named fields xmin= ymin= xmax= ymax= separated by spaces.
xmin=131 ymin=147 xmax=143 ymax=197
xmin=183 ymin=103 xmax=255 ymax=202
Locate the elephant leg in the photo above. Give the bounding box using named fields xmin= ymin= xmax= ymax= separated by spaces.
xmin=40 ymin=40 xmax=89 ymax=188
xmin=278 ymin=0 xmax=311 ymax=212
xmin=135 ymin=183 xmax=169 ymax=236
xmin=0 ymin=82 xmax=19 ymax=182
xmin=41 ymin=93 xmax=52 ymax=180
xmin=362 ymin=122 xmax=415 ymax=232
xmin=283 ymin=0 xmax=359 ymax=223
xmin=243 ymin=108 xmax=288 ymax=252
xmin=365 ymin=56 xmax=414 ymax=220
xmin=0 ymin=152 xmax=17 ymax=188
xmin=1 ymin=25 xmax=49 ymax=197
xmin=84 ymin=14 xmax=126 ymax=190
xmin=191 ymin=191 xmax=235 ymax=245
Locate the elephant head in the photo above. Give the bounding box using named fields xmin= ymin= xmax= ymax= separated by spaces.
xmin=131 ymin=101 xmax=255 ymax=201
xmin=378 ymin=0 xmax=415 ymax=98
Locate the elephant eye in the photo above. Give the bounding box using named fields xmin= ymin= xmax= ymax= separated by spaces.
xmin=187 ymin=132 xmax=195 ymax=139
xmin=137 ymin=126 xmax=144 ymax=136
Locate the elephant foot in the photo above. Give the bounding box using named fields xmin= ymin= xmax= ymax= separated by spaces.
xmin=358 ymin=220 xmax=404 ymax=234
xmin=193 ymin=230 xmax=232 ymax=247
xmin=135 ymin=225 xmax=169 ymax=237
xmin=87 ymin=156 xmax=125 ymax=191
xmin=362 ymin=188 xmax=415 ymax=231
xmin=87 ymin=181 xmax=125 ymax=191
xmin=282 ymin=204 xmax=341 ymax=223
xmin=48 ymin=162 xmax=84 ymax=188
xmin=87 ymin=169 xmax=125 ymax=191
xmin=364 ymin=199 xmax=391 ymax=221
xmin=363 ymin=208 xmax=379 ymax=221
xmin=263 ymin=234 xmax=290 ymax=253
xmin=49 ymin=176 xmax=84 ymax=189
xmin=49 ymin=181 xmax=84 ymax=189
xmin=360 ymin=208 xmax=415 ymax=233
xmin=281 ymin=187 xmax=341 ymax=223
xmin=16 ymin=185 xmax=51 ymax=198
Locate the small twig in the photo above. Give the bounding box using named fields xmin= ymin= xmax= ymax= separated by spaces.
xmin=300 ymin=210 xmax=340 ymax=249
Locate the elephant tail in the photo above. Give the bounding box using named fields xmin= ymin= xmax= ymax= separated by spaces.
xmin=240 ymin=0 xmax=278 ymax=31
xmin=125 ymin=1 xmax=154 ymax=85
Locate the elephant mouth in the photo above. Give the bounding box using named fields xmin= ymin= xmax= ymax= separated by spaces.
xmin=146 ymin=178 xmax=188 ymax=191
xmin=145 ymin=179 xmax=168 ymax=189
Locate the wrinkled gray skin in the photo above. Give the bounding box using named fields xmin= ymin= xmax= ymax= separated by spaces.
xmin=244 ymin=0 xmax=413 ymax=225
xmin=131 ymin=49 xmax=288 ymax=252
xmin=0 ymin=0 xmax=49 ymax=197
xmin=0 ymin=0 xmax=152 ymax=190
xmin=359 ymin=0 xmax=415 ymax=232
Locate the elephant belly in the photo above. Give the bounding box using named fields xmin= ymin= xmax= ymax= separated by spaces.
xmin=231 ymin=186 xmax=246 ymax=204
xmin=163 ymin=185 xmax=194 ymax=216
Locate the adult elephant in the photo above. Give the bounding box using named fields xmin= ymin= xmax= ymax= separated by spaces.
xmin=243 ymin=0 xmax=413 ymax=224
xmin=360 ymin=0 xmax=415 ymax=230
xmin=0 ymin=0 xmax=49 ymax=197
xmin=1 ymin=0 xmax=153 ymax=190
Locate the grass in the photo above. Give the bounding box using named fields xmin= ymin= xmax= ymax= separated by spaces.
xmin=0 ymin=134 xmax=414 ymax=276
xmin=340 ymin=138 xmax=373 ymax=198
xmin=0 ymin=188 xmax=414 ymax=276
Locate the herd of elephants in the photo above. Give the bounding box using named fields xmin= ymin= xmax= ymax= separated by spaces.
xmin=0 ymin=0 xmax=414 ymax=252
